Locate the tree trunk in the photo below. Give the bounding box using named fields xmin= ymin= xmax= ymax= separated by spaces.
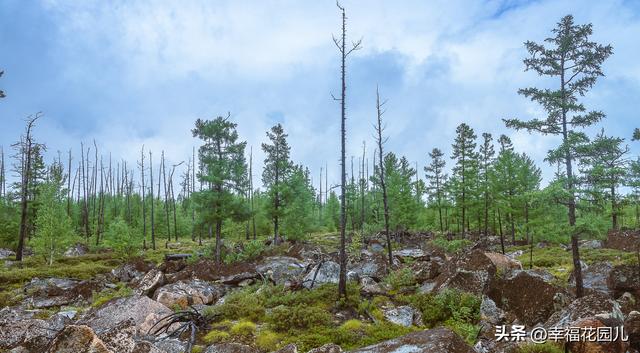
xmin=376 ymin=87 xmax=393 ymax=269
xmin=149 ymin=151 xmax=156 ymax=250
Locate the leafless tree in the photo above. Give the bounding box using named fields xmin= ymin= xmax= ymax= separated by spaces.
xmin=374 ymin=87 xmax=393 ymax=268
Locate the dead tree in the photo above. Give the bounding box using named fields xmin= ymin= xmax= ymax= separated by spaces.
xmin=332 ymin=1 xmax=362 ymax=298
xmin=0 ymin=146 xmax=5 ymax=200
xmin=375 ymin=87 xmax=392 ymax=268
xmin=13 ymin=113 xmax=43 ymax=261
xmin=139 ymin=146 xmax=147 ymax=249
xmin=149 ymin=151 xmax=156 ymax=250
xmin=250 ymin=146 xmax=256 ymax=240
xmin=161 ymin=152 xmax=170 ymax=247
xmin=169 ymin=161 xmax=183 ymax=241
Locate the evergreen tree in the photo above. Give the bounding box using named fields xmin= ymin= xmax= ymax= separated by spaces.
xmin=479 ymin=133 xmax=495 ymax=236
xmin=634 ymin=128 xmax=640 ymax=141
xmin=281 ymin=165 xmax=317 ymax=239
xmin=192 ymin=116 xmax=248 ymax=263
xmin=262 ymin=123 xmax=291 ymax=245
xmin=425 ymin=148 xmax=447 ymax=232
xmin=33 ymin=181 xmax=74 ymax=266
xmin=504 ymin=15 xmax=612 ymax=297
xmin=450 ymin=123 xmax=477 ymax=237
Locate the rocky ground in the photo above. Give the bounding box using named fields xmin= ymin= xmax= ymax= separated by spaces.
xmin=0 ymin=230 xmax=639 ymax=353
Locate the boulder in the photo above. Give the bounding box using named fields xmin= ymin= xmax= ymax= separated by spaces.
xmin=307 ymin=343 xmax=342 ymax=353
xmin=435 ymin=269 xmax=491 ymax=295
xmin=381 ymin=305 xmax=422 ymax=327
xmin=625 ymin=311 xmax=640 ymax=351
xmin=303 ymin=261 xmax=340 ymax=289
xmin=483 ymin=252 xmax=522 ymax=272
xmin=0 ymin=307 xmax=68 ymax=351
xmin=478 ymin=296 xmax=506 ymax=337
xmin=98 ymin=318 xmax=137 ymax=353
xmin=256 ymin=256 xmax=308 ymax=285
xmin=0 ymin=248 xmax=16 ymax=259
xmin=349 ymin=253 xmax=390 ymax=281
xmin=393 ymin=248 xmax=429 ymax=262
xmin=359 ymin=276 xmax=386 ymax=296
xmin=135 ymin=269 xmax=165 ymax=296
xmin=569 ymin=261 xmax=612 ymax=294
xmin=489 ymin=269 xmax=566 ymax=327
xmin=607 ymin=264 xmax=640 ymax=297
xmin=409 ymin=257 xmax=443 ymax=283
xmin=579 ymin=239 xmax=603 ymax=249
xmin=80 ymin=295 xmax=173 ymax=335
xmin=154 ymin=280 xmax=225 ymax=309
xmin=273 ymin=343 xmax=298 ymax=353
xmin=617 ymin=292 xmax=638 ymax=315
xmin=204 ymin=342 xmax=259 ymax=353
xmin=46 ymin=325 xmax=111 ymax=353
xmin=111 ymin=261 xmax=153 ymax=283
xmin=565 ymin=316 xmax=628 ymax=353
xmin=64 ymin=243 xmax=89 ymax=257
xmin=347 ymin=327 xmax=473 ymax=353
xmin=604 ymin=230 xmax=639 ymax=252
xmin=545 ymin=293 xmax=624 ymax=329
xmin=221 ymin=271 xmax=260 ymax=286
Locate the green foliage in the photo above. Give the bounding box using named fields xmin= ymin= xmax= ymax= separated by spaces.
xmin=222 ymin=239 xmax=266 ymax=264
xmin=266 ymin=304 xmax=332 ymax=332
xmin=214 ymin=286 xmax=266 ymax=322
xmin=103 ymin=217 xmax=137 ymax=256
xmin=430 ymin=236 xmax=472 ymax=253
xmin=255 ymin=329 xmax=281 ymax=351
xmin=340 ymin=319 xmax=364 ymax=331
xmin=516 ymin=342 xmax=564 ymax=353
xmin=202 ymin=329 xmax=230 ymax=344
xmin=383 ymin=268 xmax=416 ymax=290
xmin=91 ymin=284 xmax=133 ymax=308
xmin=32 ymin=182 xmax=75 ymax=265
xmin=230 ymin=320 xmax=256 ymax=337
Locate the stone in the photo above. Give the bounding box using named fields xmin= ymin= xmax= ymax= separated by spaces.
xmin=256 ymin=256 xmax=308 ymax=285
xmin=64 ymin=243 xmax=89 ymax=257
xmin=221 ymin=271 xmax=260 ymax=285
xmin=303 ymin=261 xmax=340 ymax=289
xmin=307 ymin=343 xmax=342 ymax=353
xmin=359 ymin=276 xmax=386 ymax=296
xmin=98 ymin=318 xmax=137 ymax=353
xmin=347 ymin=327 xmax=474 ymax=353
xmin=135 ymin=269 xmax=165 ymax=296
xmin=393 ymin=248 xmax=428 ymax=262
xmin=204 ymin=342 xmax=259 ymax=353
xmin=154 ymin=280 xmax=225 ymax=309
xmin=46 ymin=325 xmax=111 ymax=353
xmin=483 ymin=252 xmax=522 ymax=271
xmin=381 ymin=305 xmax=421 ymax=327
xmin=565 ymin=316 xmax=628 ymax=353
xmin=569 ymin=261 xmax=613 ymax=294
xmin=489 ymin=269 xmax=566 ymax=327
xmin=273 ymin=343 xmax=298 ymax=353
xmin=349 ymin=253 xmax=390 ymax=281
xmin=80 ymin=295 xmax=173 ymax=335
xmin=625 ymin=311 xmax=640 ymax=351
xmin=579 ymin=239 xmax=603 ymax=249
xmin=607 ymin=264 xmax=640 ymax=297
xmin=0 ymin=308 xmax=67 ymax=351
xmin=436 ymin=269 xmax=491 ymax=295
xmin=617 ymin=292 xmax=637 ymax=315
xmin=0 ymin=248 xmax=16 ymax=259
xmin=545 ymin=293 xmax=624 ymax=329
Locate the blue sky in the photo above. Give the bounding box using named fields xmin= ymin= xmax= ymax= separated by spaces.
xmin=1 ymin=0 xmax=639 ymax=189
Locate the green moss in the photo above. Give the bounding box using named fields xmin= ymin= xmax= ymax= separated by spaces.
xmin=430 ymin=236 xmax=472 ymax=253
xmin=340 ymin=319 xmax=364 ymax=331
xmin=91 ymin=284 xmax=133 ymax=308
xmin=266 ymin=304 xmax=332 ymax=332
xmin=215 ymin=286 xmax=265 ymax=322
xmin=202 ymin=329 xmax=230 ymax=344
xmin=516 ymin=342 xmax=564 ymax=353
xmin=230 ymin=320 xmax=256 ymax=337
xmin=255 ymin=329 xmax=281 ymax=351
xmin=383 ymin=268 xmax=416 ymax=291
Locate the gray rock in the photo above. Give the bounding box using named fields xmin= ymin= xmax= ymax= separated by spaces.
xmin=221 ymin=271 xmax=260 ymax=285
xmin=307 ymin=343 xmax=342 ymax=353
xmin=204 ymin=342 xmax=259 ymax=353
xmin=347 ymin=327 xmax=473 ymax=353
xmin=98 ymin=318 xmax=137 ymax=353
xmin=0 ymin=308 xmax=67 ymax=351
xmin=111 ymin=263 xmax=145 ymax=283
xmin=394 ymin=248 xmax=428 ymax=262
xmin=381 ymin=306 xmax=422 ymax=327
xmin=136 ymin=269 xmax=165 ymax=296
xmin=45 ymin=325 xmax=111 ymax=353
xmin=80 ymin=295 xmax=173 ymax=335
xmin=256 ymin=256 xmax=308 ymax=285
xmin=154 ymin=280 xmax=225 ymax=309
xmin=303 ymin=261 xmax=340 ymax=289
xmin=569 ymin=261 xmax=612 ymax=294
xmin=360 ymin=276 xmax=386 ymax=296
xmin=579 ymin=239 xmax=603 ymax=249
xmin=0 ymin=248 xmax=16 ymax=259
xmin=545 ymin=293 xmax=624 ymax=329
xmin=63 ymin=243 xmax=89 ymax=257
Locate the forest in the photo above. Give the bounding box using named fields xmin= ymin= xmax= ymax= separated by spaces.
xmin=1 ymin=4 xmax=640 ymax=353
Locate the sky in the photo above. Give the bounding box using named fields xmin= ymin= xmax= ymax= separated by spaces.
xmin=1 ymin=0 xmax=639 ymax=191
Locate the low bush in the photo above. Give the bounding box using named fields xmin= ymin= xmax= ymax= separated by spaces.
xmin=266 ymin=304 xmax=332 ymax=332
xmin=230 ymin=320 xmax=256 ymax=337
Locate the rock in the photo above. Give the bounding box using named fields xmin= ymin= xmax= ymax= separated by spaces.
xmin=204 ymin=342 xmax=259 ymax=353
xmin=256 ymin=256 xmax=308 ymax=285
xmin=98 ymin=318 xmax=137 ymax=353
xmin=483 ymin=252 xmax=522 ymax=271
xmin=409 ymin=257 xmax=443 ymax=283
xmin=545 ymin=293 xmax=624 ymax=329
xmin=273 ymin=343 xmax=298 ymax=353
xmin=57 ymin=310 xmax=78 ymax=320
xmin=382 ymin=305 xmax=422 ymax=327
xmin=480 ymin=296 xmax=505 ymax=326
xmin=418 ymin=281 xmax=437 ymax=294
xmin=64 ymin=243 xmax=89 ymax=257
xmin=569 ymin=261 xmax=612 ymax=294
xmin=135 ymin=269 xmax=165 ymax=296
xmin=360 ymin=276 xmax=386 ymax=296
xmin=307 ymin=343 xmax=342 ymax=353
xmin=436 ymin=269 xmax=491 ymax=295
xmin=604 ymin=230 xmax=639 ymax=252
xmin=24 ymin=277 xmax=80 ymax=297
xmin=617 ymin=292 xmax=637 ymax=315
xmin=0 ymin=307 xmax=67 ymax=351
xmin=347 ymin=327 xmax=473 ymax=353
xmin=46 ymin=325 xmax=111 ymax=353
xmin=0 ymin=248 xmax=16 ymax=259
xmin=154 ymin=280 xmax=225 ymax=309
xmin=149 ymin=338 xmax=188 ymax=353
xmin=579 ymin=239 xmax=603 ymax=249
xmin=80 ymin=295 xmax=173 ymax=334
xmin=625 ymin=311 xmax=640 ymax=351
xmin=607 ymin=264 xmax=640 ymax=297
xmin=303 ymin=261 xmax=340 ymax=289
xmin=565 ymin=316 xmax=628 ymax=353
xmin=349 ymin=253 xmax=390 ymax=281
xmin=489 ymin=269 xmax=566 ymax=326
xmin=368 ymin=240 xmax=385 ymax=253
xmin=394 ymin=248 xmax=429 ymax=262
xmin=111 ymin=261 xmax=153 ymax=283
xmin=505 ymin=250 xmax=524 ymax=259
xmin=221 ymin=271 xmax=260 ymax=285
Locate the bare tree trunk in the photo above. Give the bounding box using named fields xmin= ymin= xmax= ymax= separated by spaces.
xmin=66 ymin=149 xmax=72 ymax=217
xmin=149 ymin=151 xmax=156 ymax=250
xmin=250 ymin=147 xmax=256 ymax=240
xmin=375 ymin=87 xmax=393 ymax=269
xmin=161 ymin=152 xmax=170 ymax=247
xmin=140 ymin=146 xmax=147 ymax=249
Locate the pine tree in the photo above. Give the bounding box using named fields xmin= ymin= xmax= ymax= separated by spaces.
xmin=262 ymin=123 xmax=291 ymax=245
xmin=504 ymin=15 xmax=612 ymax=297
xmin=425 ymin=148 xmax=447 ymax=232
xmin=479 ymin=133 xmax=495 ymax=236
xmin=450 ymin=123 xmax=477 ymax=237
xmin=192 ymin=116 xmax=248 ymax=263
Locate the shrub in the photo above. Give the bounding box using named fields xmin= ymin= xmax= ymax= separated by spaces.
xmin=431 ymin=236 xmax=472 ymax=253
xmin=383 ymin=268 xmax=416 ymax=290
xmin=202 ymin=329 xmax=230 ymax=344
xmin=230 ymin=320 xmax=256 ymax=337
xmin=340 ymin=319 xmax=364 ymax=331
xmin=516 ymin=342 xmax=564 ymax=353
xmin=217 ymin=287 xmax=265 ymax=321
xmin=266 ymin=304 xmax=332 ymax=332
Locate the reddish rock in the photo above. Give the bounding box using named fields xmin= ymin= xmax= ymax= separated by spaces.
xmin=46 ymin=325 xmax=112 ymax=353
xmin=347 ymin=327 xmax=473 ymax=353
xmin=566 ymin=317 xmax=628 ymax=353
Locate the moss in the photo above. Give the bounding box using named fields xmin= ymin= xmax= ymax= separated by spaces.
xmin=230 ymin=320 xmax=256 ymax=337
xmin=255 ymin=329 xmax=281 ymax=351
xmin=191 ymin=346 xmax=205 ymax=353
xmin=266 ymin=304 xmax=332 ymax=332
xmin=430 ymin=236 xmax=472 ymax=253
xmin=215 ymin=286 xmax=265 ymax=322
xmin=91 ymin=284 xmax=133 ymax=308
xmin=202 ymin=329 xmax=230 ymax=344
xmin=340 ymin=319 xmax=364 ymax=331
xmin=383 ymin=268 xmax=416 ymax=291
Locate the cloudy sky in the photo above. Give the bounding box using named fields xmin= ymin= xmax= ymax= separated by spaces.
xmin=0 ymin=0 xmax=639 ymax=190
